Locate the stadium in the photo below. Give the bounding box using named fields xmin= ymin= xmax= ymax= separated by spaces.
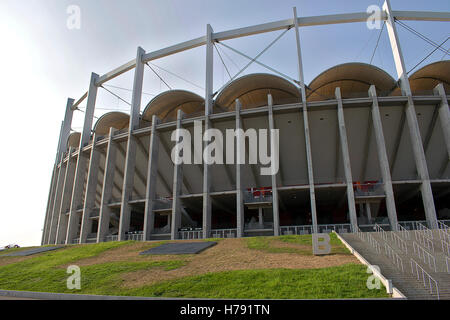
xmin=41 ymin=2 xmax=450 ymax=247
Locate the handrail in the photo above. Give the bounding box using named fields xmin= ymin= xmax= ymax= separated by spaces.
xmin=384 ymin=243 xmax=404 ymax=273
xmin=442 ymin=239 xmax=450 ymax=257
xmin=413 ymin=241 xmax=437 ymax=272
xmin=446 ymin=256 xmax=450 ymax=274
xmin=415 ymin=230 xmax=435 ymax=253
xmin=374 ymin=223 xmax=388 ymax=241
xmin=391 ymin=232 xmax=408 ymax=254
xmin=410 ymin=258 xmax=439 ymax=300
xmin=417 ymin=222 xmax=434 ymax=240
xmin=397 ymin=223 xmax=411 ymax=240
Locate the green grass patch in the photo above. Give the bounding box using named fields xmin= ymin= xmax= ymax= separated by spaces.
xmin=126 ymin=264 xmax=388 ymax=299
xmin=0 ymin=241 xmax=187 ymax=294
xmin=246 ymin=233 xmax=350 ymax=255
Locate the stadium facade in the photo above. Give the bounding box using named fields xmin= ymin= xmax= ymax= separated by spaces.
xmin=41 ymin=1 xmax=450 ymax=245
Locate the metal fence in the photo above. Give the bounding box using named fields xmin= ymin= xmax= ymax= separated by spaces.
xmin=279 ymin=223 xmax=352 ymax=235
xmin=211 ymin=229 xmax=237 ymax=238
xmin=179 ymin=230 xmax=203 ymax=240
xmin=384 ymin=243 xmax=404 ymax=273
xmin=411 ymin=258 xmax=440 ymax=300
xmin=413 ymin=241 xmax=437 ymax=272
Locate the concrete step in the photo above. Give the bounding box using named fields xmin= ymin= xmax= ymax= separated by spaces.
xmin=340 ymin=233 xmax=445 ymax=300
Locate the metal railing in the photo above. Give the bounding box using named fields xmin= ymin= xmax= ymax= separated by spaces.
xmin=415 ymin=230 xmax=435 ymax=253
xmin=410 ymin=258 xmax=440 ymax=300
xmin=357 ymin=227 xmax=382 ymax=254
xmin=398 ymin=220 xmax=427 ymax=230
xmin=374 ymin=224 xmax=388 ymax=241
xmin=211 ymin=229 xmax=237 ymax=238
xmin=279 ymin=223 xmax=352 ymax=235
xmin=417 ymin=222 xmax=434 ymax=240
xmin=391 ymin=231 xmax=408 ymax=254
xmin=125 ymin=233 xmax=143 ymax=241
xmin=384 ymin=243 xmax=404 ymax=273
xmin=413 ymin=241 xmax=437 ymax=272
xmin=396 ymin=223 xmax=411 ymax=240
xmin=318 ymin=224 xmax=352 ymax=234
xmin=446 ymin=256 xmax=450 ymax=274
xmin=441 ymin=240 xmax=450 ymax=257
xmin=179 ymin=230 xmax=203 ymax=240
xmin=104 ymin=235 xmax=118 ymax=242
xmin=280 ymin=225 xmax=312 ymax=235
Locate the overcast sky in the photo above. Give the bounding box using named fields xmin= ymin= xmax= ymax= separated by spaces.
xmin=0 ymin=0 xmax=448 ymax=247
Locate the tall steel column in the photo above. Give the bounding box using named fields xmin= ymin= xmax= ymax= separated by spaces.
xmin=47 ymin=154 xmax=67 ymax=244
xmin=203 ymin=24 xmax=214 ymax=239
xmin=434 ymin=83 xmax=450 ymax=175
xmin=235 ymin=99 xmax=245 ymax=238
xmin=335 ymin=88 xmax=358 ymax=230
xmin=79 ymin=133 xmax=101 ymax=243
xmin=119 ymin=47 xmax=146 ymax=241
xmin=268 ymin=94 xmax=280 ymax=236
xmin=293 ymin=7 xmax=318 ymax=234
xmin=66 ymin=73 xmax=99 ymax=244
xmin=143 ymin=115 xmax=161 ymax=241
xmin=369 ymin=86 xmax=398 ymax=230
xmin=43 ymin=98 xmax=74 ymax=244
xmin=56 ymin=148 xmax=77 ymax=244
xmin=171 ymin=110 xmax=184 ymax=240
xmin=97 ymin=128 xmax=117 ymax=243
xmin=383 ymin=0 xmax=437 ymax=228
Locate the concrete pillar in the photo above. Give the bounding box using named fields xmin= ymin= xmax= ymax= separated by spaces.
xmin=79 ymin=133 xmax=101 ymax=243
xmin=268 ymin=94 xmax=280 ymax=236
xmin=369 ymin=86 xmax=398 ymax=230
xmin=202 ymin=24 xmax=214 ymax=239
xmin=365 ymin=203 xmax=372 ymax=224
xmin=97 ymin=128 xmax=117 ymax=243
xmin=293 ymin=6 xmax=318 ymax=234
xmin=66 ymin=73 xmax=99 ymax=244
xmin=119 ymin=47 xmax=146 ymax=241
xmin=434 ymin=83 xmax=450 ymax=167
xmin=47 ymin=154 xmax=67 ymax=244
xmin=383 ymin=0 xmax=437 ymax=229
xmin=143 ymin=116 xmax=161 ymax=241
xmin=171 ymin=110 xmax=184 ymax=240
xmin=258 ymin=207 xmax=264 ymax=228
xmin=335 ymin=88 xmax=358 ymax=230
xmin=235 ymin=99 xmax=245 ymax=238
xmin=56 ymin=148 xmax=77 ymax=244
xmin=43 ymin=98 xmax=75 ymax=244
xmin=42 ymin=165 xmax=57 ymax=245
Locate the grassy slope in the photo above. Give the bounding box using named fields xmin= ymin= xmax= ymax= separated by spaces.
xmin=0 ymin=236 xmax=388 ymax=299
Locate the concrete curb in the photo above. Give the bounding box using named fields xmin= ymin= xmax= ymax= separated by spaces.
xmin=0 ymin=290 xmax=173 ymax=300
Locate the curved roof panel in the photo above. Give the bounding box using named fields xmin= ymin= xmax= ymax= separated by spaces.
xmin=67 ymin=132 xmax=81 ymax=150
xmin=392 ymin=60 xmax=450 ymax=95
xmin=215 ymin=73 xmax=300 ymax=111
xmin=307 ymin=63 xmax=396 ymax=101
xmin=93 ymin=112 xmax=129 ymax=136
xmin=142 ymin=90 xmax=204 ymax=122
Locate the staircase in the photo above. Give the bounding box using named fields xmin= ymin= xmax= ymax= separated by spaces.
xmin=340 ymin=227 xmax=450 ymax=300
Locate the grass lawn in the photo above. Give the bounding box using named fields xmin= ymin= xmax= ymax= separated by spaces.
xmin=0 ymin=236 xmax=388 ymax=299
xmin=128 ymin=264 xmax=388 ymax=299
xmin=246 ymin=233 xmax=350 ymax=255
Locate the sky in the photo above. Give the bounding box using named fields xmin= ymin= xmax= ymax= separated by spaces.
xmin=0 ymin=0 xmax=448 ymax=247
